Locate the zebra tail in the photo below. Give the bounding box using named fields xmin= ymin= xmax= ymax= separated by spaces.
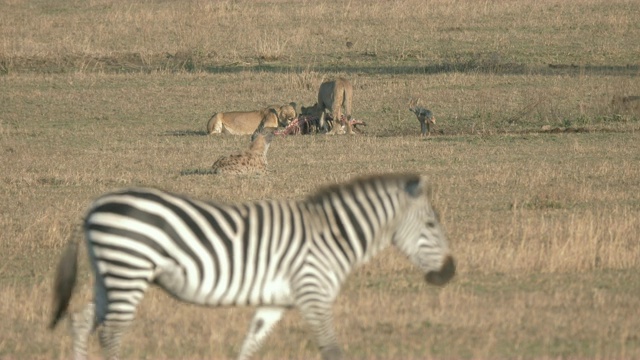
xmin=49 ymin=236 xmax=80 ymax=330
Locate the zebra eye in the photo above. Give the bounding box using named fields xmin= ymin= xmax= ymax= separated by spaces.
xmin=426 ymin=221 xmax=436 ymax=228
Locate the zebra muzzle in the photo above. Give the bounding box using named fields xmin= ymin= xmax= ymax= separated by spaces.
xmin=425 ymin=255 xmax=455 ymax=286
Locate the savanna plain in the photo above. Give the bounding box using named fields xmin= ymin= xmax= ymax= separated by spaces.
xmin=1 ymin=0 xmax=640 ymax=359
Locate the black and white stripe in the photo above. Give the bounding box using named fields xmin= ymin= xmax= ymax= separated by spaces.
xmin=50 ymin=173 xmax=455 ymax=360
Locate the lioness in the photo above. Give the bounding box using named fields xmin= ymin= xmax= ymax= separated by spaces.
xmin=268 ymin=102 xmax=298 ymax=126
xmin=301 ymin=78 xmax=354 ymax=135
xmin=206 ymin=108 xmax=281 ymax=135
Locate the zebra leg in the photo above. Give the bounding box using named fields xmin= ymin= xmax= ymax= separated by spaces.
xmin=69 ymin=302 xmax=96 ymax=360
xmin=95 ymin=276 xmax=152 ymax=359
xmin=319 ymin=112 xmax=328 ymax=133
xmin=298 ymin=301 xmax=343 ymax=360
xmin=98 ymin=318 xmax=132 ymax=360
xmin=237 ymin=306 xmax=286 ymax=360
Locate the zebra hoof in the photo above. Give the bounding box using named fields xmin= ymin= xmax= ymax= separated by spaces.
xmin=320 ymin=346 xmax=343 ymax=360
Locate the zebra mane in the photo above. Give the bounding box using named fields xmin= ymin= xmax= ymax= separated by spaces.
xmin=306 ymin=173 xmax=421 ymax=204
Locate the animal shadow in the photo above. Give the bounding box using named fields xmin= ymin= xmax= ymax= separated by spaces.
xmin=162 ymin=130 xmax=208 ymax=137
xmin=180 ymin=168 xmax=215 ymax=176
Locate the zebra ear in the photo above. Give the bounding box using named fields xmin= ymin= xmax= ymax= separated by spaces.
xmin=405 ymin=175 xmax=431 ymax=198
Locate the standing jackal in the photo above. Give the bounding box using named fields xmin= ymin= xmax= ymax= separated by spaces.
xmin=409 ymin=98 xmax=436 ymax=136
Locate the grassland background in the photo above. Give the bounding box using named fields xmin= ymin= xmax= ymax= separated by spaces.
xmin=1 ymin=0 xmax=640 ymax=358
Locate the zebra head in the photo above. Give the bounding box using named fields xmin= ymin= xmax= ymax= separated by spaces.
xmin=393 ymin=176 xmax=455 ymax=286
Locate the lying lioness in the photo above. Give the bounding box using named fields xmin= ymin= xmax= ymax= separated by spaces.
xmin=206 ymin=108 xmax=280 ymax=135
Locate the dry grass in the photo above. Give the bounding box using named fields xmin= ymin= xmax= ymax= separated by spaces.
xmin=1 ymin=0 xmax=640 ymax=359
xmin=1 ymin=0 xmax=639 ymax=73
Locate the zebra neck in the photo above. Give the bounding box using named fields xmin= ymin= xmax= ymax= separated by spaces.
xmin=309 ymin=200 xmax=394 ymax=269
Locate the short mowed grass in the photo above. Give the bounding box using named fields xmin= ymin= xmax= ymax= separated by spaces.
xmin=1 ymin=0 xmax=640 ymax=359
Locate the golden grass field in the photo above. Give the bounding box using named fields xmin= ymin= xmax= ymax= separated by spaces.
xmin=1 ymin=0 xmax=640 ymax=358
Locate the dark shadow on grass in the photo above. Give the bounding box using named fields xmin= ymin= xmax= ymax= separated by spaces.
xmin=3 ymin=52 xmax=638 ymax=77
xmin=180 ymin=168 xmax=214 ymax=176
xmin=514 ymin=127 xmax=630 ymax=134
xmin=374 ymin=126 xmax=636 ymax=138
xmin=374 ymin=129 xmax=446 ymax=138
xmin=200 ymin=62 xmax=639 ymax=77
xmin=162 ymin=130 xmax=208 ymax=136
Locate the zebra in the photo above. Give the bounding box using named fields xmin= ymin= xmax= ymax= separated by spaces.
xmin=49 ymin=173 xmax=456 ymax=360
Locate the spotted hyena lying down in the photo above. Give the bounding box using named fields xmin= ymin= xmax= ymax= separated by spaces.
xmin=212 ymin=130 xmax=274 ymax=175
